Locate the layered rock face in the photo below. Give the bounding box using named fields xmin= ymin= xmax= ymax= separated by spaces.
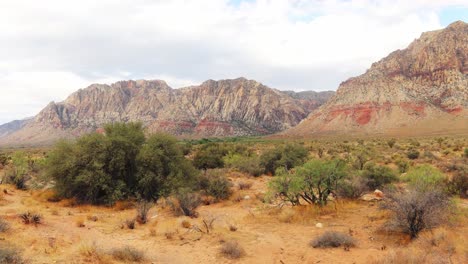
xmin=0 ymin=78 xmax=333 ymax=145
xmin=287 ymin=21 xmax=468 ymax=136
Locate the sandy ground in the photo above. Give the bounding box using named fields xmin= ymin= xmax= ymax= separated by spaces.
xmin=0 ymin=175 xmax=467 ymax=264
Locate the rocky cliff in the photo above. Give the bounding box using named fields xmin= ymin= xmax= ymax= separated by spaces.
xmin=286 ymin=21 xmax=468 ymax=136
xmin=0 ymin=78 xmax=333 ymax=146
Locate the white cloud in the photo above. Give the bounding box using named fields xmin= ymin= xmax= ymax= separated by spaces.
xmin=0 ymin=0 xmax=466 ymax=124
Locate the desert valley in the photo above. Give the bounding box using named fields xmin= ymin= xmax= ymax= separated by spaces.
xmin=0 ymin=4 xmax=467 ymax=264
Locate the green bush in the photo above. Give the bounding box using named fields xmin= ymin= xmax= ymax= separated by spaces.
xmin=224 ymin=153 xmax=263 ymax=176
xmin=464 ymin=148 xmax=468 ymax=158
xmin=361 ymin=163 xmax=397 ymax=190
xmin=407 ymin=149 xmax=420 ymax=160
xmin=259 ymin=144 xmax=308 ymax=175
xmin=0 ymin=153 xmax=8 ymax=167
xmin=446 ymin=171 xmax=468 ymax=198
xmin=401 ymin=165 xmax=446 ymax=191
xmin=3 ymin=152 xmax=30 ymax=190
xmin=193 ymin=143 xmax=228 ymax=170
xmin=387 ymin=138 xmax=396 ymax=148
xmin=199 ymin=169 xmax=232 ymax=201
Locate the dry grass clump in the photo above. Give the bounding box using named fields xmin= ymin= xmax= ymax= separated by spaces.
xmin=310 ymin=231 xmax=356 ymax=248
xmin=0 ymin=246 xmax=23 ymax=264
xmin=220 ymin=240 xmax=246 ymax=259
xmin=110 ymin=246 xmax=145 ymax=262
xmin=181 ymin=220 xmax=191 ymax=229
xmin=124 ymin=219 xmax=136 ymax=230
xmin=0 ymin=218 xmax=10 ymax=232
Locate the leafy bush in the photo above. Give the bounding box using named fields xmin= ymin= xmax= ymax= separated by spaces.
xmin=268 ymin=168 xmax=302 ymax=206
xmin=199 ymin=170 xmax=232 ymax=201
xmin=111 ymin=246 xmax=145 ymax=262
xmin=260 ymin=144 xmax=308 ymax=175
xmin=401 ymin=165 xmax=445 ymax=191
xmin=406 ymin=149 xmax=420 ymax=160
xmin=220 ymin=240 xmax=245 ymax=259
xmin=361 ymin=163 xmax=397 ymax=190
xmin=310 ymin=231 xmax=356 ymax=248
xmin=381 ymin=188 xmax=450 ymax=239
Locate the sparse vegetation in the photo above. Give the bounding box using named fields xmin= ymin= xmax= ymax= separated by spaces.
xmin=171 ymin=188 xmax=202 ymax=217
xmin=199 ymin=170 xmax=232 ymax=201
xmin=0 ymin=218 xmax=9 ymax=232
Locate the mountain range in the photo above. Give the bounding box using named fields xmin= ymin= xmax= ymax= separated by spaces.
xmin=0 ymin=21 xmax=466 ymax=146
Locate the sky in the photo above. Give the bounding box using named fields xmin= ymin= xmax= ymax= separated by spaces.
xmin=0 ymin=0 xmax=467 ymax=125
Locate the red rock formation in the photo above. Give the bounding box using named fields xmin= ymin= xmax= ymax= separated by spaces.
xmin=286 ymin=21 xmax=468 ymax=136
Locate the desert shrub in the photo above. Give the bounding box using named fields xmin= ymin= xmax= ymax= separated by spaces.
xmin=0 ymin=153 xmax=8 ymax=167
xmin=407 ymin=149 xmax=420 ymax=160
xmin=193 ymin=143 xmax=228 ymax=170
xmin=224 ymin=153 xmax=263 ymax=176
xmin=199 ymin=170 xmax=232 ymax=201
xmin=171 ymin=188 xmax=201 ymax=217
xmin=136 ymin=200 xmax=153 ymax=224
xmin=401 ymin=165 xmax=445 ymax=191
xmin=111 ymin=246 xmax=145 ymax=262
xmin=3 ymin=152 xmax=30 ymax=190
xmin=337 ymin=174 xmax=369 ymax=199
xmin=310 ymin=231 xmax=356 ymax=248
xmin=464 ymin=148 xmax=468 ymax=158
xmin=351 ymin=149 xmax=371 ymax=170
xmin=387 ymin=138 xmax=396 ymax=148
xmin=381 ymin=188 xmax=450 ymax=239
xmin=361 ymin=163 xmax=397 ymax=190
xmin=0 ymin=218 xmax=9 ymax=232
xmin=260 ymin=144 xmax=308 ymax=175
xmin=446 ymin=172 xmax=468 ymax=198
xmin=237 ymin=181 xmax=252 ymax=190
xmin=220 ymin=240 xmax=245 ymax=259
xmin=269 ymin=160 xmax=347 ymax=206
xmin=0 ymin=246 xmax=23 ymax=264
xmin=396 ymin=159 xmax=410 ymax=173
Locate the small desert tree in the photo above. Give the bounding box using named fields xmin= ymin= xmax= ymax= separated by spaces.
xmin=382 ymin=188 xmax=450 ymax=239
xmin=268 ymin=168 xmax=302 ymax=206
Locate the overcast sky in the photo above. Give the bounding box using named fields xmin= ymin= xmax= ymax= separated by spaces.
xmin=0 ymin=0 xmax=467 ymax=125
